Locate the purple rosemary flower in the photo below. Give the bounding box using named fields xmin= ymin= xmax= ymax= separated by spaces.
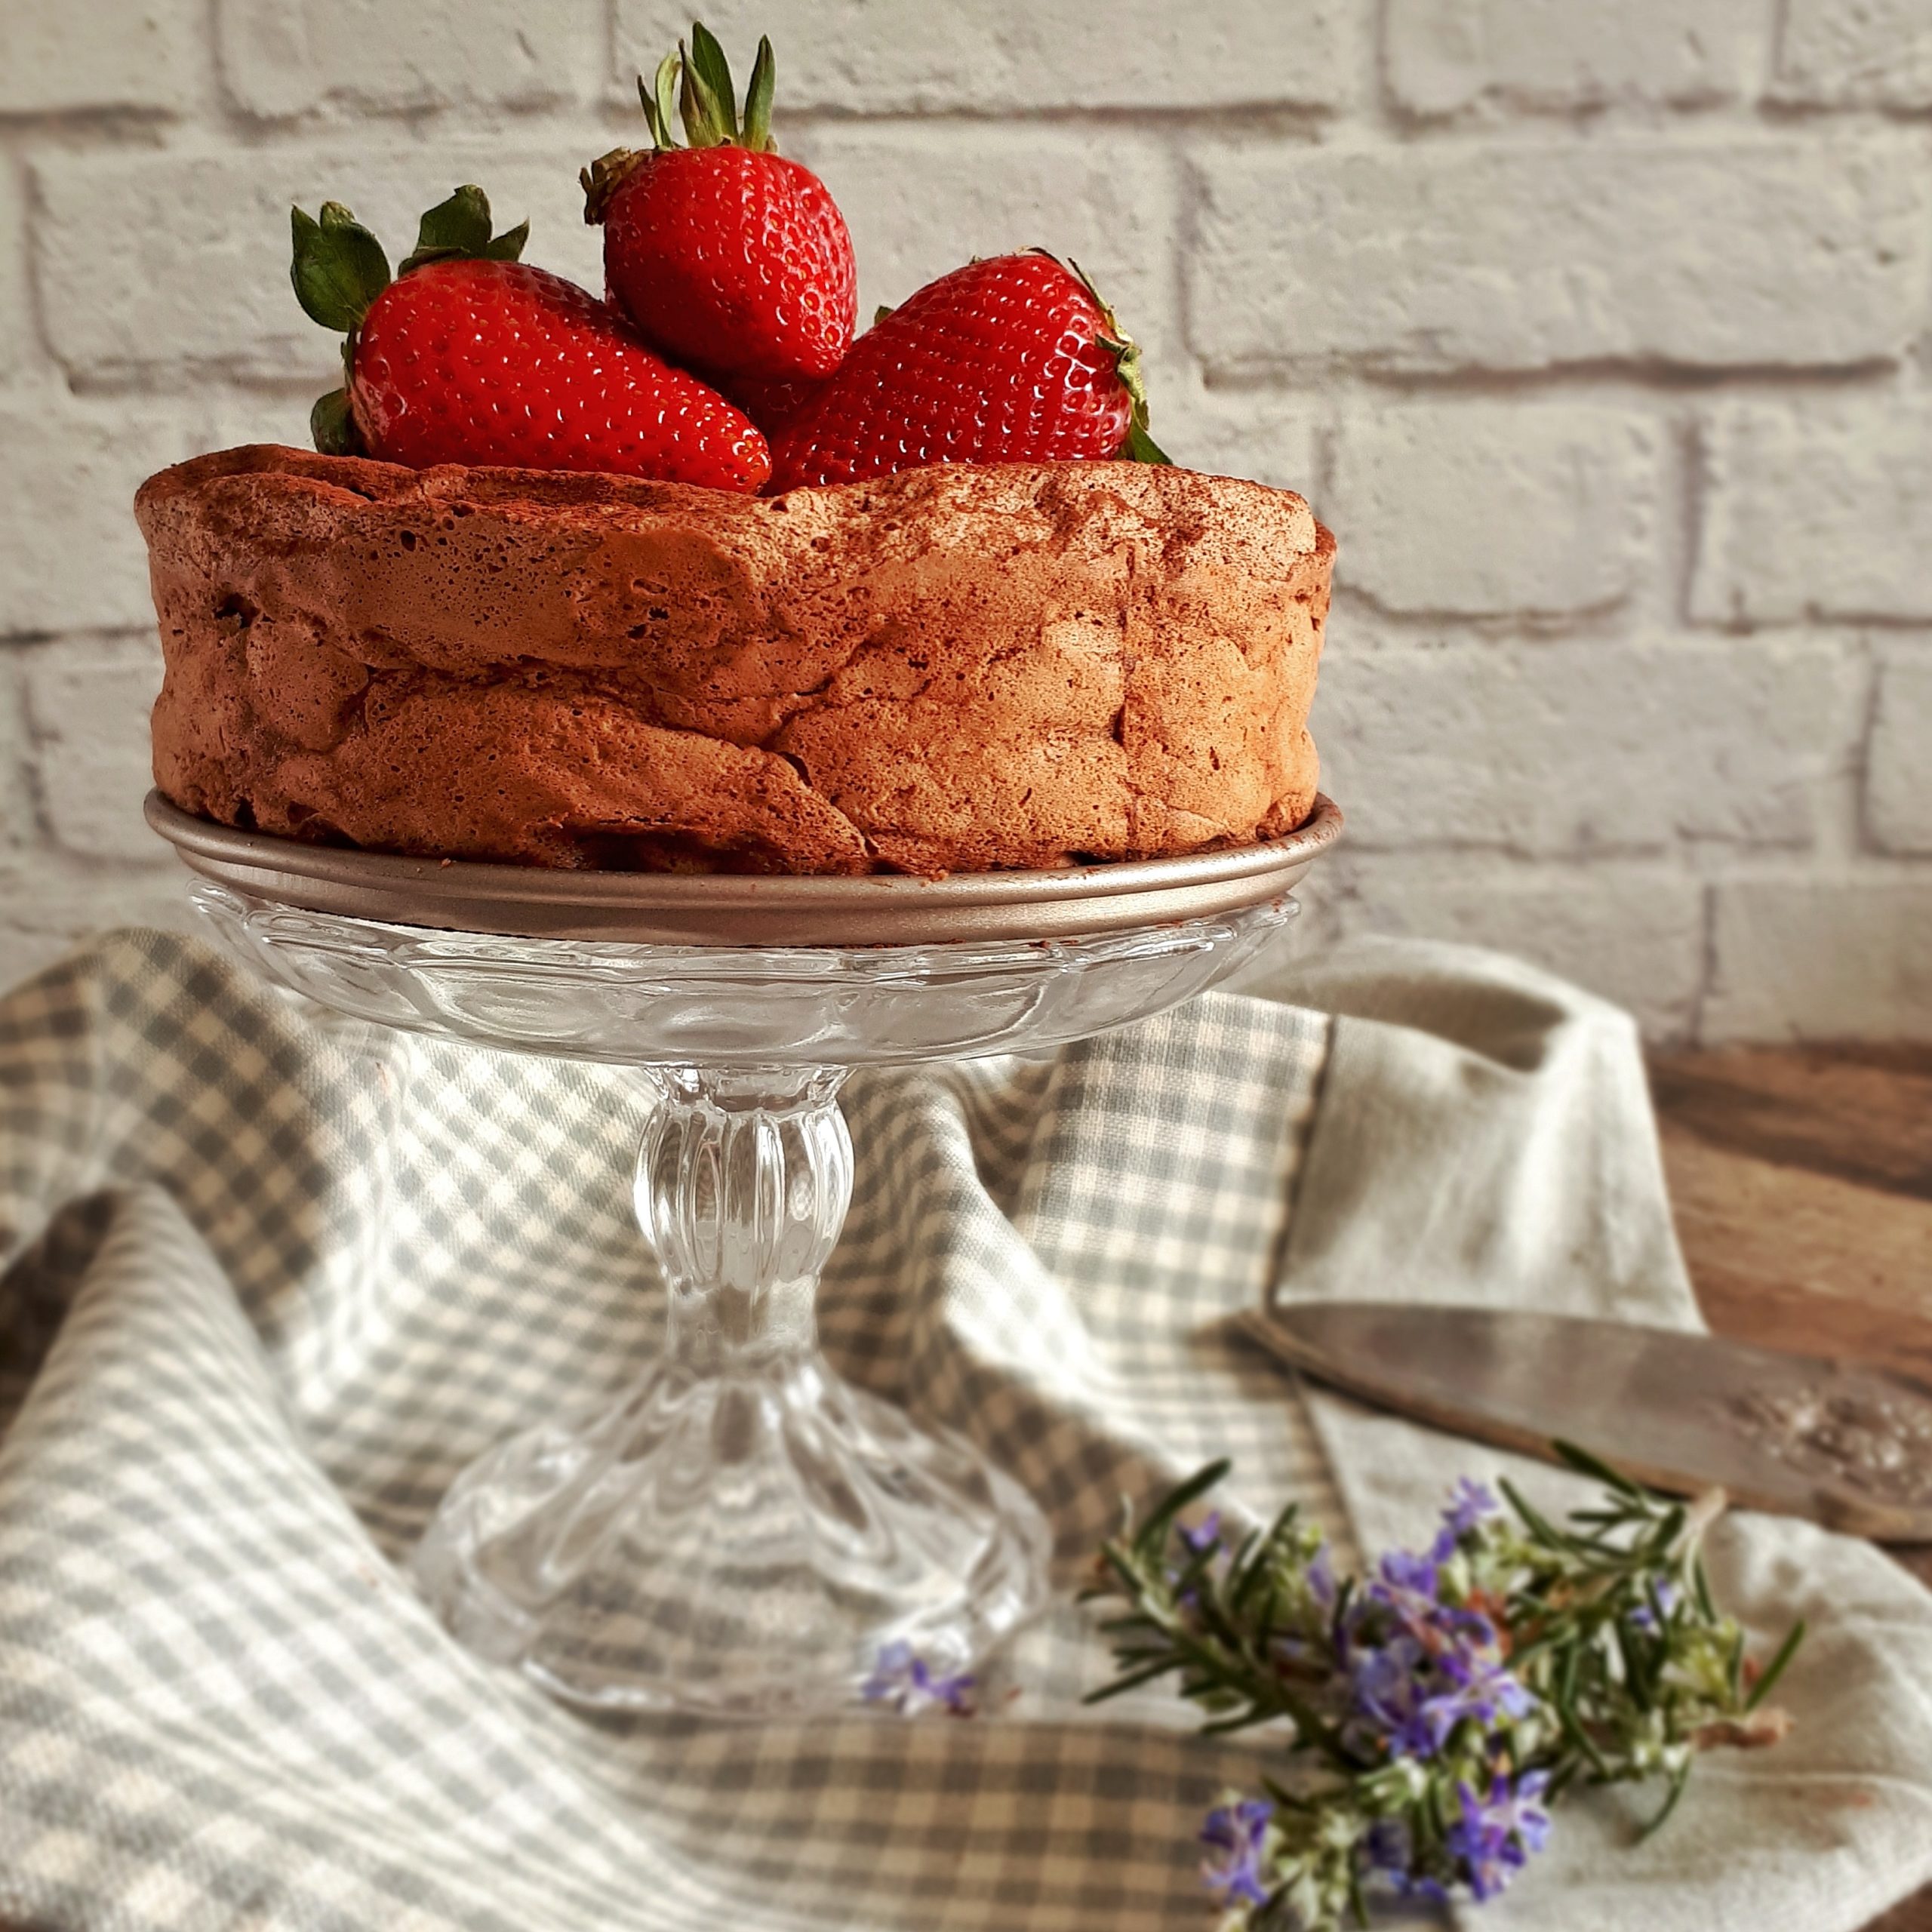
xmin=861 ymin=1640 xmax=976 ymax=1717
xmin=1341 ymin=1549 xmax=1534 ymax=1761
xmin=1179 ymin=1510 xmax=1224 ymax=1557
xmin=1506 ymin=1770 xmax=1553 ymax=1850
xmin=1431 ymin=1478 xmax=1501 ymax=1561
xmin=1378 ymin=1547 xmax=1438 ymax=1599
xmin=1629 ymin=1578 xmax=1681 ymax=1632
xmin=1346 ymin=1629 xmax=1437 ymax=1755
xmin=1361 ymin=1815 xmax=1414 ymax=1880
xmin=1200 ymin=1798 xmax=1274 ymax=1909
xmin=1444 ymin=1645 xmax=1536 ymax=1719
xmin=1168 ymin=1510 xmax=1226 ymax=1610
xmin=1363 ymin=1814 xmax=1458 ymax=1903
xmin=1444 ymin=1771 xmax=1553 ymax=1901
xmin=1347 ymin=1632 xmax=1529 ymax=1758
xmin=1307 ymin=1540 xmax=1337 ymax=1608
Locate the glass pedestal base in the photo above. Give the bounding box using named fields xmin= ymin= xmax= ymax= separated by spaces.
xmin=412 ymin=1062 xmax=1051 ymax=1715
xmin=412 ymin=1352 xmax=1049 ymax=1715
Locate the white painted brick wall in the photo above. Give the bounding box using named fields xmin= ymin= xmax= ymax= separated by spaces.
xmin=1297 ymin=861 xmax=1708 ymax=1039
xmin=0 ymin=0 xmax=1927 ymax=1042
xmin=1169 ymin=394 xmax=1323 ymax=498
xmin=1327 ymin=405 xmax=1656 ymax=618
xmin=1191 ymin=137 xmax=1929 ymax=377
xmin=1869 ymin=653 xmax=1932 ymax=854
xmin=1705 ymin=879 xmax=1932 ymax=1041
xmin=37 ymin=146 xmax=604 ymax=384
xmin=615 ymin=0 xmax=1357 ymax=112
xmin=1384 ymin=0 xmax=1766 ymax=115
xmin=1315 ymin=640 xmax=1850 ymax=854
xmin=0 ymin=1 xmax=203 ymax=115
xmin=1777 ymin=0 xmax=1932 ymax=106
xmin=0 ymin=163 xmax=25 ymax=384
xmin=1693 ymin=400 xmax=1932 ymax=625
xmin=217 ymin=0 xmax=605 ymax=118
xmin=0 ymin=400 xmax=200 ymax=634
xmin=0 ymin=654 xmax=34 ymax=851
xmin=0 ymin=849 xmax=193 ymax=989
xmin=24 ymin=635 xmax=165 ymax=862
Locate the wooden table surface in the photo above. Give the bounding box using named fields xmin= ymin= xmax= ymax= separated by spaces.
xmin=1651 ymin=1043 xmax=1932 ymax=1932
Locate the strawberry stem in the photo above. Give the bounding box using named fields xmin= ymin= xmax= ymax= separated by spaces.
xmin=605 ymin=21 xmax=781 ymax=183
xmin=1124 ymin=416 xmax=1172 ymax=466
xmin=580 ymin=149 xmax=642 ymax=223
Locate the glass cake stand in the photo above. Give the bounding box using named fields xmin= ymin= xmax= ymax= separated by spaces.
xmin=146 ymin=791 xmax=1341 ymax=1718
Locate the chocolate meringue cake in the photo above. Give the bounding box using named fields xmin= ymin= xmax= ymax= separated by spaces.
xmin=137 ymin=445 xmax=1331 ymax=876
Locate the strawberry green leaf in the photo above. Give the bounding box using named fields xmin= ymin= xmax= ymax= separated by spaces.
xmin=309 ymin=387 xmax=364 ymax=457
xmin=677 ymin=55 xmax=703 ymax=143
xmin=398 ymin=185 xmax=529 ymax=274
xmin=482 ymin=219 xmax=529 ymax=262
xmin=634 ymin=67 xmax=675 ymax=149
xmin=741 ymin=34 xmax=776 ymax=151
xmin=1125 ymin=420 xmax=1173 ymax=466
xmin=652 ymin=53 xmax=680 ymax=150
xmin=403 ymin=185 xmax=494 ymax=269
xmin=291 ymin=202 xmax=391 ymax=333
xmin=678 ymin=39 xmax=731 ymax=147
xmin=686 ymin=21 xmax=738 ymax=140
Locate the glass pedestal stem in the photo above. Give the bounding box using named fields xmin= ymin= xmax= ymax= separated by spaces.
xmin=637 ymin=1066 xmax=851 ymax=1378
xmin=412 ymin=1063 xmax=1050 ymax=1716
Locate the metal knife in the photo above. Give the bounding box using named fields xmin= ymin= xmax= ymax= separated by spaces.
xmin=1240 ymin=1302 xmax=1932 ymax=1543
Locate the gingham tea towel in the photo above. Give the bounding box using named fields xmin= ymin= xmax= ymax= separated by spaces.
xmin=2 ymin=930 xmax=1929 ymax=1932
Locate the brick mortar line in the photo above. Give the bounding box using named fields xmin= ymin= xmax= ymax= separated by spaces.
xmin=23 ymin=362 xmax=1932 ymax=417
xmin=8 ymin=100 xmax=1932 ymax=149
xmin=1196 ymin=363 xmax=1932 ymax=399
xmin=39 ymin=366 xmax=1932 ymax=408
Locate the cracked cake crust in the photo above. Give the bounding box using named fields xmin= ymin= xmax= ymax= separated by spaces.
xmin=136 ymin=445 xmax=1331 ymax=875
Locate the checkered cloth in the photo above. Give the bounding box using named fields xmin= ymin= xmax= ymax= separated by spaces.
xmin=3 ymin=930 xmax=1930 ymax=1931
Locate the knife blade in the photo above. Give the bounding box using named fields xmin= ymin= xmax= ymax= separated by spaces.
xmin=1240 ymin=1303 xmax=1932 ymax=1542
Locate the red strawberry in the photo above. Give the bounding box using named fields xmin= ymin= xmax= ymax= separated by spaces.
xmin=721 ymin=371 xmax=827 ymax=440
xmin=290 ymin=186 xmax=768 ymax=492
xmin=582 ymin=25 xmax=856 ymax=383
xmin=768 ymin=252 xmax=1169 ymax=493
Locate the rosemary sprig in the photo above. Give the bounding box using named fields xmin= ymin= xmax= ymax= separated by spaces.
xmin=1083 ymin=1444 xmax=1801 ymax=1930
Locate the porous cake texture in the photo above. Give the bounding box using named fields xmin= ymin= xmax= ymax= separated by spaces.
xmin=137 ymin=446 xmax=1331 ymax=875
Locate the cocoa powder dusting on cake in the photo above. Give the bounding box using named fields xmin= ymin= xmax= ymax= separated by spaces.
xmin=136 ymin=445 xmax=1330 ymax=875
